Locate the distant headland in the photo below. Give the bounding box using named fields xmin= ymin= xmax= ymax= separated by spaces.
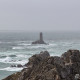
xmin=32 ymin=32 xmax=46 ymax=44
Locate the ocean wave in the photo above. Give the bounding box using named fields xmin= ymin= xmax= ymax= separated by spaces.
xmin=0 ymin=57 xmax=28 ymax=65
xmin=12 ymin=46 xmax=25 ymax=50
xmin=11 ymin=42 xmax=58 ymax=51
xmin=48 ymin=43 xmax=57 ymax=46
xmin=8 ymin=60 xmax=28 ymax=65
xmin=12 ymin=45 xmax=46 ymax=50
xmin=0 ymin=55 xmax=7 ymax=58
xmin=16 ymin=54 xmax=28 ymax=58
xmin=0 ymin=54 xmax=16 ymax=59
xmin=0 ymin=41 xmax=12 ymax=44
xmin=18 ymin=43 xmax=31 ymax=46
xmin=27 ymin=44 xmax=46 ymax=49
xmin=0 ymin=57 xmax=12 ymax=63
xmin=9 ymin=55 xmax=17 ymax=57
xmin=0 ymin=67 xmax=23 ymax=71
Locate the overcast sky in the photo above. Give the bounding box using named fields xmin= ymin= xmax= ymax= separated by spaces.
xmin=0 ymin=0 xmax=80 ymax=32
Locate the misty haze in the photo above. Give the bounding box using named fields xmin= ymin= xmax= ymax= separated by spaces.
xmin=0 ymin=0 xmax=80 ymax=80
xmin=0 ymin=0 xmax=80 ymax=32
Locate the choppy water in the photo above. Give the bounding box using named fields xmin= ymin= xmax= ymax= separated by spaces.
xmin=0 ymin=32 xmax=80 ymax=80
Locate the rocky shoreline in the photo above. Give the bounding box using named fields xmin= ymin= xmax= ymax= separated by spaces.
xmin=2 ymin=50 xmax=80 ymax=80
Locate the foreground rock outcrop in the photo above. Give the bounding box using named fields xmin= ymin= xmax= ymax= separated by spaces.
xmin=3 ymin=50 xmax=80 ymax=80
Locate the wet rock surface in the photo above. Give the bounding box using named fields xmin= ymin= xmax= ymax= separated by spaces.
xmin=3 ymin=50 xmax=80 ymax=80
xmin=11 ymin=64 xmax=23 ymax=68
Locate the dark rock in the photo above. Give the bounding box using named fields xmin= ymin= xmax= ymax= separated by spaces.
xmin=61 ymin=49 xmax=80 ymax=64
xmin=37 ymin=51 xmax=50 ymax=60
xmin=11 ymin=64 xmax=23 ymax=68
xmin=11 ymin=65 xmax=16 ymax=67
xmin=17 ymin=64 xmax=23 ymax=67
xmin=0 ymin=55 xmax=7 ymax=58
xmin=9 ymin=55 xmax=16 ymax=57
xmin=24 ymin=51 xmax=50 ymax=67
xmin=3 ymin=49 xmax=80 ymax=80
xmin=32 ymin=32 xmax=46 ymax=44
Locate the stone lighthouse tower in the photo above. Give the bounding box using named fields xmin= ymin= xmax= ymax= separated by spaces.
xmin=32 ymin=32 xmax=46 ymax=44
xmin=40 ymin=32 xmax=43 ymax=41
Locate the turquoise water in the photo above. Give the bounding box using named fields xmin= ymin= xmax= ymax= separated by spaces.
xmin=0 ymin=32 xmax=80 ymax=80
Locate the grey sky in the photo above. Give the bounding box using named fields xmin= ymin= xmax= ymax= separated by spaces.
xmin=0 ymin=0 xmax=80 ymax=32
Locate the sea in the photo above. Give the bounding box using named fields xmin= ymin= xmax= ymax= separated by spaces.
xmin=0 ymin=31 xmax=80 ymax=80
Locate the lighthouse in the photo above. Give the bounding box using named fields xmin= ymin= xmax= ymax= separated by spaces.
xmin=32 ymin=32 xmax=46 ymax=44
xmin=40 ymin=32 xmax=43 ymax=41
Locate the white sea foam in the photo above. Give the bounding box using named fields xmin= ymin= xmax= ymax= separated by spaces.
xmin=0 ymin=67 xmax=23 ymax=71
xmin=8 ymin=60 xmax=28 ymax=65
xmin=18 ymin=43 xmax=31 ymax=46
xmin=17 ymin=54 xmax=26 ymax=57
xmin=48 ymin=43 xmax=57 ymax=46
xmin=12 ymin=43 xmax=57 ymax=50
xmin=27 ymin=44 xmax=46 ymax=49
xmin=12 ymin=46 xmax=25 ymax=50
xmin=0 ymin=56 xmax=28 ymax=65
xmin=0 ymin=57 xmax=12 ymax=63
xmin=16 ymin=54 xmax=28 ymax=58
xmin=1 ymin=59 xmax=27 ymax=65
